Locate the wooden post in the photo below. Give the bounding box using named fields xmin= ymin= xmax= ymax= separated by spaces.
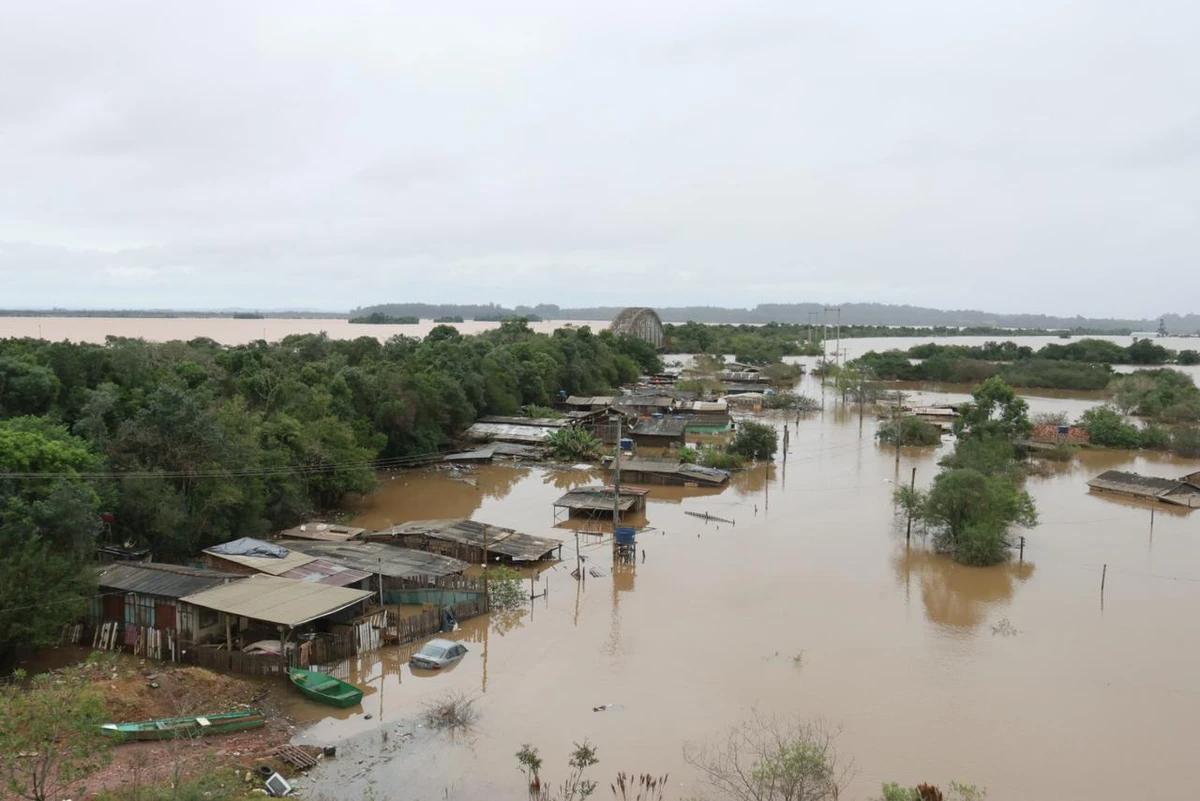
xmin=1019 ymin=536 xmax=1025 ymax=562
xmin=1101 ymin=563 xmax=1107 ymax=594
xmin=905 ymin=466 xmax=916 ymax=544
xmin=614 ymin=410 xmax=624 ymax=546
xmin=482 ymin=525 xmax=490 ymax=606
xmin=574 ymin=530 xmax=582 ymax=581
xmin=377 ymin=557 xmax=384 ymax=609
xmin=1150 ymin=507 xmax=1155 ymax=534
xmin=224 ymin=613 xmax=232 ymax=652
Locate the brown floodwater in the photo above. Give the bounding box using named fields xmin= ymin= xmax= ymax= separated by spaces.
xmin=281 ymin=373 xmax=1200 ymax=801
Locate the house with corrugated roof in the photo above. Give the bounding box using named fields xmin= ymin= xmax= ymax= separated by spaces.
xmin=90 ymin=562 xmax=246 ymax=658
xmin=1086 ymin=470 xmax=1200 ymax=508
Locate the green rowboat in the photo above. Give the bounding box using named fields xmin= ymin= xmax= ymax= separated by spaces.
xmin=289 ymin=667 xmax=364 ymax=708
xmin=101 ymin=709 xmax=266 ymax=741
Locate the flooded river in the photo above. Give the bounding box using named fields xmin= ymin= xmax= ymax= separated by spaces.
xmin=283 ymin=371 xmax=1198 ymax=801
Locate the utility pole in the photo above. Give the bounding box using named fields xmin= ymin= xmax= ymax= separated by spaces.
xmin=894 ymin=390 xmax=903 ymax=467
xmin=905 ymin=466 xmax=916 ymax=544
xmin=824 ymin=306 xmax=841 ymax=365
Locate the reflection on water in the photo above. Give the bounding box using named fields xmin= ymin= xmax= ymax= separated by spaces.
xmin=892 ymin=545 xmax=1035 ymax=631
xmin=291 ymin=369 xmax=1200 ymax=801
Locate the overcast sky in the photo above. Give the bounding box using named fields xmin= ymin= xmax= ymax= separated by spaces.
xmin=1 ymin=1 xmax=1196 ymax=316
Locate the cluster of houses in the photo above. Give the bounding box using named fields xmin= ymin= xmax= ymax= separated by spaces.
xmin=453 ymin=362 xmax=787 ymax=461
xmin=85 ymin=520 xmax=563 ymax=669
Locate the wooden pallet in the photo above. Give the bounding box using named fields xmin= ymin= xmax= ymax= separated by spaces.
xmin=274 ymin=745 xmax=318 ymax=770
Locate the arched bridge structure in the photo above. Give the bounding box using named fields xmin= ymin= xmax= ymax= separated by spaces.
xmin=609 ymin=307 xmax=665 ymax=350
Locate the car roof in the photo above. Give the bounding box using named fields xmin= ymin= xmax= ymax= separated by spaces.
xmin=424 ymin=638 xmax=458 ymax=649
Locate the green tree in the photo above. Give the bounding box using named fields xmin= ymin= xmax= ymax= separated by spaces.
xmin=1078 ymin=405 xmax=1142 ymax=449
xmin=0 ymin=667 xmax=111 ymax=801
xmin=910 ymin=468 xmax=1037 ymax=566
xmin=877 ymin=417 xmax=941 ymax=446
xmin=729 ymin=421 xmax=778 ymax=461
xmin=953 ymin=377 xmax=1031 ymax=441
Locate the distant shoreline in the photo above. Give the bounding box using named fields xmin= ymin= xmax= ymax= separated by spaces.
xmin=0 ymin=310 xmax=347 ymax=319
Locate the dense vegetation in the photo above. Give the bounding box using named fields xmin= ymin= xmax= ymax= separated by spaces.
xmin=349 ymin=313 xmax=419 ymax=324
xmin=0 ymin=321 xmax=661 ymax=660
xmin=900 ymin=378 xmax=1037 ymax=566
xmin=848 ymin=337 xmax=1195 ymax=391
xmin=664 ymin=322 xmax=821 ymax=364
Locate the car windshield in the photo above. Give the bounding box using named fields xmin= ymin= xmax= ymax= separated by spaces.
xmin=418 ymin=645 xmax=446 ymax=658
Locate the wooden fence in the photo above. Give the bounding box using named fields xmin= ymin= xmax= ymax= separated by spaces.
xmin=64 ymin=596 xmax=491 ymax=679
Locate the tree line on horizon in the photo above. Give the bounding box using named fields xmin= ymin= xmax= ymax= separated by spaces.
xmin=350 ymin=301 xmax=1200 ymax=333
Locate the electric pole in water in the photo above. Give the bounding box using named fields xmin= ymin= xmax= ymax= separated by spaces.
xmin=824 ymin=307 xmax=842 ymax=366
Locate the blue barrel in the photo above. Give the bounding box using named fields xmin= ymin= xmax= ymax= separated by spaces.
xmin=615 ymin=527 xmax=637 ymax=546
xmin=619 ymin=438 xmax=633 ymax=450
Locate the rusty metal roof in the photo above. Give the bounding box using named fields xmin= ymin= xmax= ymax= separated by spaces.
xmin=97 ymin=562 xmax=244 ymax=599
xmin=293 ymin=540 xmax=471 ymax=577
xmin=278 ymin=557 xmax=372 ymax=587
xmin=379 ymin=519 xmax=562 ymax=562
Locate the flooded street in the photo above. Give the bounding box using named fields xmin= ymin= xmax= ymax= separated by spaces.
xmin=288 ymin=372 xmax=1199 ymax=801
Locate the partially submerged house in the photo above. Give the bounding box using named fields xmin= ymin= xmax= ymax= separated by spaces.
xmin=373 ymin=519 xmax=563 ymax=564
xmin=442 ymin=442 xmax=547 ymax=463
xmin=628 ymin=418 xmax=688 ymax=449
xmin=463 ymin=416 xmax=574 ymax=445
xmin=90 ymin=562 xmax=245 ymax=659
xmin=674 ymin=400 xmax=732 ymax=431
xmin=291 ymin=539 xmax=472 ymax=602
xmin=1086 ymin=470 xmax=1200 ymax=508
xmin=612 ymin=394 xmax=675 ymax=417
xmin=553 ymin=485 xmax=650 ymax=522
xmin=613 ymin=458 xmax=730 ymax=487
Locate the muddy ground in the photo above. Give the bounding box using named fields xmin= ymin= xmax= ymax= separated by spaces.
xmin=28 ymin=648 xmax=319 ymax=798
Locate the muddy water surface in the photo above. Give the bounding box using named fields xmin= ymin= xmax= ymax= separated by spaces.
xmin=287 ymin=377 xmax=1199 ymax=801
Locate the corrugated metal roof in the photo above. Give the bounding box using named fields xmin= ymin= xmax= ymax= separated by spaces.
xmin=203 ymin=539 xmax=316 ymax=575
xmin=278 ymin=557 xmax=373 ymax=587
xmin=464 ymin=422 xmax=560 ymax=443
xmin=180 ymin=574 xmax=372 ymax=627
xmin=477 ymin=416 xmax=573 ymax=427
xmin=97 ymin=563 xmax=245 ymax=599
xmin=616 ymin=458 xmax=730 ymax=485
xmin=1088 ymin=470 xmax=1181 ymax=495
xmin=293 ymin=540 xmax=470 ymax=578
xmin=565 ymin=396 xmax=615 ymax=406
xmin=630 ymin=418 xmax=688 ymax=437
xmin=382 ymin=519 xmax=562 ymax=562
xmin=277 ymin=522 xmax=366 ymax=542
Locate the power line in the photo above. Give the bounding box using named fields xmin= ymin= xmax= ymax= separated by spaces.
xmin=0 ymin=450 xmax=451 ymax=481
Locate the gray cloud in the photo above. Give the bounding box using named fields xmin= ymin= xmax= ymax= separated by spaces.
xmin=1 ymin=0 xmax=1197 ymax=315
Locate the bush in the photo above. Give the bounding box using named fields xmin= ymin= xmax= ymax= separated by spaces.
xmin=544 ymin=428 xmax=603 ymax=461
xmin=679 ymin=446 xmax=698 ymax=464
xmin=699 ymin=445 xmax=745 ymax=470
xmin=877 ymin=416 xmax=941 ymax=446
xmin=728 ymin=421 xmax=778 ymax=461
xmin=486 ymin=565 xmax=527 ymax=610
xmin=1177 ymin=349 xmax=1200 ymax=366
xmin=1078 ymin=405 xmax=1142 ymax=449
xmin=1138 ymin=425 xmax=1171 ymax=450
xmin=763 ymin=391 xmax=821 ymax=412
xmin=1173 ymin=427 xmax=1200 ymax=458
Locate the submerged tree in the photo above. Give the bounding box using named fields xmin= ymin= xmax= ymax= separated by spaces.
xmin=684 ymin=712 xmax=852 ymax=801
xmin=728 ymin=421 xmax=779 ymax=461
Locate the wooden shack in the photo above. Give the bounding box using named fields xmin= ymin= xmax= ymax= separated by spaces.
xmin=628 ymin=418 xmax=688 ymax=449
xmin=553 ymin=485 xmax=650 ymax=522
xmin=611 ymin=458 xmax=730 ymax=487
xmin=372 ymin=519 xmax=562 ymax=564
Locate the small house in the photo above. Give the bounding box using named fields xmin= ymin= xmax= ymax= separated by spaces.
xmin=553 ymin=485 xmax=650 ymax=522
xmin=563 ymin=395 xmax=616 ymax=413
xmin=463 ymin=416 xmax=574 ymax=444
xmin=612 ymin=458 xmax=730 ymax=487
xmin=612 ymin=394 xmax=675 ymax=417
xmin=373 ymin=519 xmax=563 ymax=564
xmin=91 ymin=562 xmax=246 ymax=659
xmin=1086 ymin=470 xmax=1200 ymax=508
xmin=180 ymin=574 xmax=374 ymax=652
xmin=628 ymin=418 xmax=688 ymax=449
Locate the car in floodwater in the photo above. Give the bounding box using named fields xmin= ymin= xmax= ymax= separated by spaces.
xmin=408 ymin=638 xmax=468 ymax=671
